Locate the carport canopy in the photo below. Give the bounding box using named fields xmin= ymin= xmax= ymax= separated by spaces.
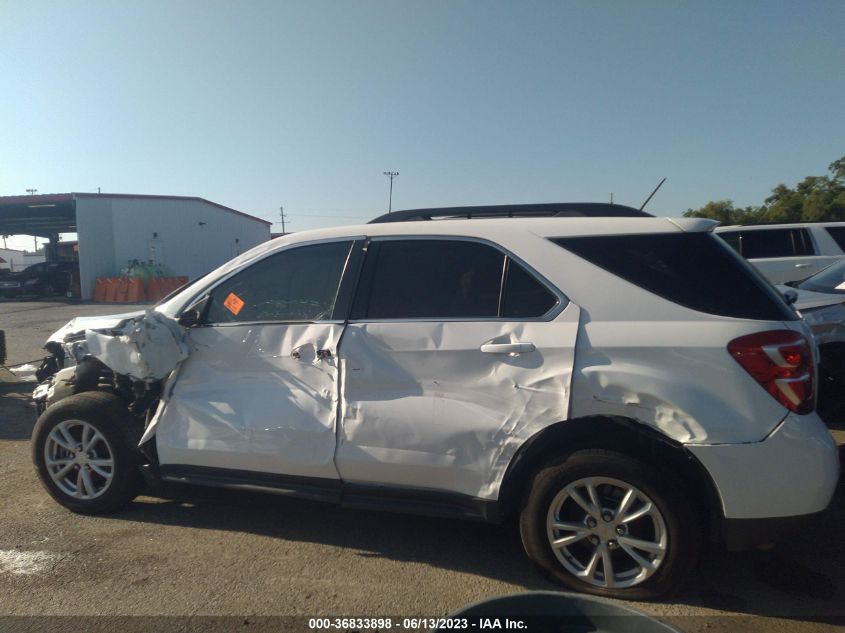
xmin=0 ymin=194 xmax=76 ymax=238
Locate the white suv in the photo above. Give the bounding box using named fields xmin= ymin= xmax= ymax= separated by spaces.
xmin=715 ymin=222 xmax=845 ymax=284
xmin=30 ymin=204 xmax=839 ymax=600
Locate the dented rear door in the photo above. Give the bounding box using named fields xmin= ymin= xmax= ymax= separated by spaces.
xmin=336 ymin=237 xmax=579 ymax=500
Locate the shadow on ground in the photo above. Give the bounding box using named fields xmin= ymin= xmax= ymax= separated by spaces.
xmin=108 ymin=463 xmax=845 ymax=622
xmin=0 ymin=381 xmax=35 ymax=440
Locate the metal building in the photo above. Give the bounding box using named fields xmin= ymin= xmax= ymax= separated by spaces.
xmin=0 ymin=193 xmax=272 ymax=300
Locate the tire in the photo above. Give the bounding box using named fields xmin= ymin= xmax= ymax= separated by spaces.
xmin=31 ymin=391 xmax=146 ymax=514
xmin=519 ymin=449 xmax=701 ymax=600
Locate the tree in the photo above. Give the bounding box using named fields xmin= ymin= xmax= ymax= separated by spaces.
xmin=683 ymin=155 xmax=845 ymax=224
xmin=683 ymin=200 xmax=761 ymax=225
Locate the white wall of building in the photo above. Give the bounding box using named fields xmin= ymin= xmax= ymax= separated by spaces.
xmin=75 ymin=195 xmax=270 ymax=300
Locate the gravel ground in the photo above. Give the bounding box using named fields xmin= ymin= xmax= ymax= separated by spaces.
xmin=1 ymin=301 xmax=843 ymax=632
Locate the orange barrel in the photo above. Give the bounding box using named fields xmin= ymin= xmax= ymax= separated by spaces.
xmin=104 ymin=277 xmax=118 ymax=302
xmin=115 ymin=277 xmax=129 ymax=303
xmin=126 ymin=277 xmax=145 ymax=303
xmin=94 ymin=277 xmax=107 ymax=302
xmin=147 ymin=277 xmax=162 ymax=301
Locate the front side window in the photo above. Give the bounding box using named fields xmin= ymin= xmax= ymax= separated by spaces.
xmin=354 ymin=239 xmax=559 ymax=320
xmin=205 ymin=241 xmax=353 ymax=323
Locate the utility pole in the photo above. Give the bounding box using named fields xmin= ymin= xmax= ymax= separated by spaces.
xmin=279 ymin=206 xmax=290 ymax=234
xmin=26 ymin=188 xmax=37 ymax=196
xmin=383 ymin=171 xmax=399 ymax=213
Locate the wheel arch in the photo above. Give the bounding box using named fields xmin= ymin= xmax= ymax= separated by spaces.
xmin=498 ymin=415 xmax=723 ymax=542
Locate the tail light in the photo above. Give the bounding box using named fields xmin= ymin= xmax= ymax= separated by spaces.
xmin=728 ymin=330 xmax=815 ymax=414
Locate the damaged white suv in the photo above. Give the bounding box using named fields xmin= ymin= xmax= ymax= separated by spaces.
xmin=30 ymin=203 xmax=839 ymax=600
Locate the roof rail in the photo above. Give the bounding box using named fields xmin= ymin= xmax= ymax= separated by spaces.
xmin=368 ymin=202 xmax=651 ymax=224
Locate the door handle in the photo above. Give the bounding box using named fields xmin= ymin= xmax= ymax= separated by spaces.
xmin=480 ymin=342 xmax=536 ymax=354
xmin=291 ymin=346 xmax=333 ymax=361
xmin=794 ymin=263 xmax=812 ymax=268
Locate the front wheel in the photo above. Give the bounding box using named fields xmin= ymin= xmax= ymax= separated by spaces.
xmin=32 ymin=392 xmax=146 ymax=514
xmin=519 ymin=449 xmax=701 ymax=600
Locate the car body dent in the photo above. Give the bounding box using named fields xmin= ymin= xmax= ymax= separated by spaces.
xmin=47 ymin=310 xmax=146 ymax=345
xmin=336 ymin=303 xmax=580 ymax=500
xmin=568 ymin=319 xmax=799 ymax=445
xmin=81 ymin=310 xmax=189 ymax=381
xmin=154 ymin=322 xmax=344 ymax=480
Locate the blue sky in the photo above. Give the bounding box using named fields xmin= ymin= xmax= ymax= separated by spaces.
xmin=2 ymin=1 xmax=844 ymax=250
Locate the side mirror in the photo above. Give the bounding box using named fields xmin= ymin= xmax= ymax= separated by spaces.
xmin=782 ymin=289 xmax=799 ymax=306
xmin=177 ymin=295 xmax=210 ymax=327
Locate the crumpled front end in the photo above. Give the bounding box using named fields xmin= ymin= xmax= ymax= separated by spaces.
xmin=32 ymin=310 xmax=189 ymax=422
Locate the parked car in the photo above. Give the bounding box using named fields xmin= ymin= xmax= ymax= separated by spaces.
xmin=0 ymin=261 xmax=78 ymax=298
xmin=714 ymin=222 xmax=845 ymax=284
xmin=778 ymin=261 xmax=845 ymax=424
xmin=29 ymin=205 xmax=839 ymax=600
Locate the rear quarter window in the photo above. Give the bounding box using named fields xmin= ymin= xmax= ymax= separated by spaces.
xmin=552 ymin=232 xmax=797 ymax=321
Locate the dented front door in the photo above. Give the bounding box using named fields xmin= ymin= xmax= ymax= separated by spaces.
xmin=155 ymin=240 xmax=356 ymax=480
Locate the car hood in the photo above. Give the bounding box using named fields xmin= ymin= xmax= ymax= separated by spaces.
xmin=47 ymin=310 xmax=147 ymax=343
xmin=777 ymin=285 xmax=845 ymax=311
xmin=0 ymin=272 xmax=35 ymax=282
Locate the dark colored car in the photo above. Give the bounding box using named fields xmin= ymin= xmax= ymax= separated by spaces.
xmin=0 ymin=261 xmax=78 ymax=298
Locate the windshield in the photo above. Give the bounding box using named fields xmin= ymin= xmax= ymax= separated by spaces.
xmin=798 ymin=260 xmax=845 ymax=295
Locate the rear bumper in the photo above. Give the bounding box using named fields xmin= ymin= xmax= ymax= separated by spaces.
xmin=688 ymin=411 xmax=839 ymax=521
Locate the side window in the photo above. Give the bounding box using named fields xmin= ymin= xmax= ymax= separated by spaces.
xmin=501 ymin=260 xmax=558 ymax=318
xmin=360 ymin=240 xmax=505 ymax=319
xmin=205 ymin=241 xmax=352 ymax=324
xmin=740 ymin=228 xmax=814 ymax=258
xmin=717 ymin=231 xmax=741 ymax=253
xmin=825 ymin=227 xmax=845 ymax=251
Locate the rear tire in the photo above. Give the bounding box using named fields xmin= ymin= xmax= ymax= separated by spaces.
xmin=32 ymin=391 xmax=146 ymax=514
xmin=519 ymin=449 xmax=701 ymax=600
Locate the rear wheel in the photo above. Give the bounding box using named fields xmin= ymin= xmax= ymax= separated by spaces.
xmin=32 ymin=392 xmax=145 ymax=514
xmin=519 ymin=449 xmax=701 ymax=600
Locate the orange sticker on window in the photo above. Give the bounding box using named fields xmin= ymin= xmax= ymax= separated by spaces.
xmin=223 ymin=292 xmax=245 ymax=315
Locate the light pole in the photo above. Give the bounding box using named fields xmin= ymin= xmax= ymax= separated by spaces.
xmin=279 ymin=206 xmax=290 ymax=234
xmin=26 ymin=188 xmax=37 ymax=196
xmin=383 ymin=171 xmax=399 ymax=213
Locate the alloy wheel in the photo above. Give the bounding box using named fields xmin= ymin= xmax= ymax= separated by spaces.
xmin=545 ymin=476 xmax=668 ymax=589
xmin=44 ymin=419 xmax=115 ymax=500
